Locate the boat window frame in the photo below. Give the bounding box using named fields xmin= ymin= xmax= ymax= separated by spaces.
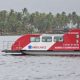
xmin=42 ymin=36 xmax=52 ymax=42
xmin=54 ymin=36 xmax=63 ymax=42
xmin=30 ymin=37 xmax=40 ymax=42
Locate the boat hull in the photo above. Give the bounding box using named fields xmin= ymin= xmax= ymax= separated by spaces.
xmin=21 ymin=50 xmax=80 ymax=56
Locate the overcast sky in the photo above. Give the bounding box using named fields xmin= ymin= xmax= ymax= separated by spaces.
xmin=0 ymin=0 xmax=80 ymax=14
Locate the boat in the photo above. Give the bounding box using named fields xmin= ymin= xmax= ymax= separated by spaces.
xmin=2 ymin=29 xmax=80 ymax=56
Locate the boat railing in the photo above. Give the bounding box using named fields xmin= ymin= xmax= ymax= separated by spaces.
xmin=2 ymin=41 xmax=14 ymax=50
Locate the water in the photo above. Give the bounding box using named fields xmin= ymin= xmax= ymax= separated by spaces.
xmin=0 ymin=36 xmax=80 ymax=80
xmin=0 ymin=55 xmax=80 ymax=80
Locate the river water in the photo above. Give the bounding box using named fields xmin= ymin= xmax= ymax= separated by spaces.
xmin=0 ymin=36 xmax=80 ymax=80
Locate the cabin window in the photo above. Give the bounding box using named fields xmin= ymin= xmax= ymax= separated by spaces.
xmin=76 ymin=34 xmax=79 ymax=38
xmin=30 ymin=37 xmax=40 ymax=42
xmin=42 ymin=36 xmax=52 ymax=42
xmin=54 ymin=36 xmax=63 ymax=42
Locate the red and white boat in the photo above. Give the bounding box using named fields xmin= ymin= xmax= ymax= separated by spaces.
xmin=3 ymin=29 xmax=80 ymax=56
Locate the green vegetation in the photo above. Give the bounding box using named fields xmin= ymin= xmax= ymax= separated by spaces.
xmin=0 ymin=8 xmax=80 ymax=35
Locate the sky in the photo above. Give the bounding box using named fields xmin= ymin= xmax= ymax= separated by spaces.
xmin=0 ymin=0 xmax=80 ymax=14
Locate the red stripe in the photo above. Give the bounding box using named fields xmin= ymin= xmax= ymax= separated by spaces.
xmin=11 ymin=34 xmax=40 ymax=51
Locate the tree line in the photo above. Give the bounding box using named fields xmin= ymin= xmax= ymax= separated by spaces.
xmin=0 ymin=8 xmax=80 ymax=35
